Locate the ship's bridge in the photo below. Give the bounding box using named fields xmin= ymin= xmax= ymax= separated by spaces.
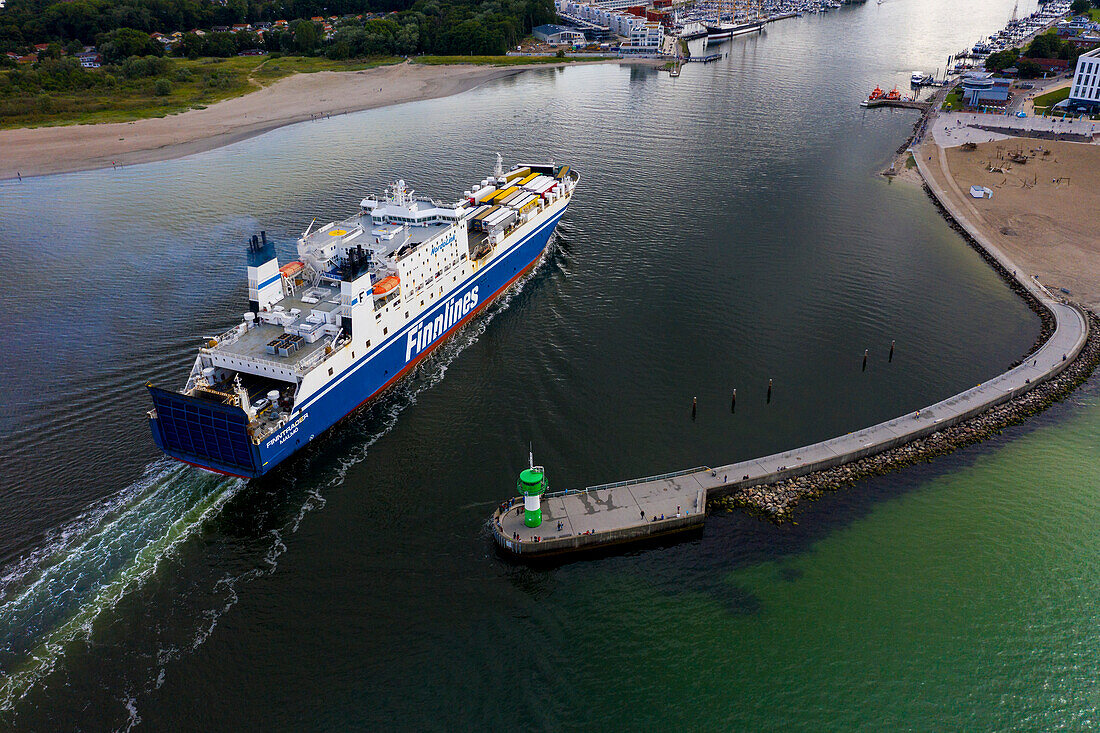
xmin=360 ymin=180 xmax=465 ymax=228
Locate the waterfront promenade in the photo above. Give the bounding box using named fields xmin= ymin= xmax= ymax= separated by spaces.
xmin=492 ymin=156 xmax=1091 ymax=556
xmin=931 ymin=112 xmax=1100 ymax=147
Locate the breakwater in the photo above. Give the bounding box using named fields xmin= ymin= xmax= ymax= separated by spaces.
xmin=716 ymin=310 xmax=1100 ymax=519
xmin=491 ymin=133 xmax=1095 ymax=554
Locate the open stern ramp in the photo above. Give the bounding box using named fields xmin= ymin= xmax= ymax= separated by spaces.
xmin=147 ymin=386 xmax=260 ymax=477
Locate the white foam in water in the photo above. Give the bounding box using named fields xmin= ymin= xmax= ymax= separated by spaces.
xmin=0 ymin=238 xmax=558 ymax=723
xmin=0 ymin=461 xmax=243 ymax=712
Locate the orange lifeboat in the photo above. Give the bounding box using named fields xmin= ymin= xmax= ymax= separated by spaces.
xmin=868 ymin=85 xmax=885 ymax=101
xmin=373 ymin=275 xmax=400 ymax=296
xmin=279 ymin=260 xmax=305 ymax=277
xmin=885 ymin=86 xmax=902 ymax=100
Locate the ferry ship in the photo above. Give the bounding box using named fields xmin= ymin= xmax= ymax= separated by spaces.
xmin=147 ymin=159 xmax=578 ymax=478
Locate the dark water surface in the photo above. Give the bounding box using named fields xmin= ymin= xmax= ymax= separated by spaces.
xmin=6 ymin=0 xmax=1095 ymax=729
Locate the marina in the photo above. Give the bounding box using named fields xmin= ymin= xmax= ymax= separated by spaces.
xmin=955 ymin=0 xmax=1073 ymax=66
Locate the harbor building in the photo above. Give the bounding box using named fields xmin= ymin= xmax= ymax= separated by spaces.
xmin=960 ymin=72 xmax=1011 ymax=109
xmin=532 ymin=24 xmax=587 ymax=44
xmin=1068 ymin=48 xmax=1100 ymax=112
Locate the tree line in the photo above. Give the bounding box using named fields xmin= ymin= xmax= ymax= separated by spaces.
xmin=0 ymin=0 xmax=557 ymax=58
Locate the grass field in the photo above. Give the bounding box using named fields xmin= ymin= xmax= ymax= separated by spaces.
xmin=411 ymin=55 xmax=614 ymax=66
xmin=1032 ymin=85 xmax=1070 ymax=114
xmin=942 ymin=89 xmax=963 ymax=110
xmin=0 ymin=55 xmax=400 ymax=129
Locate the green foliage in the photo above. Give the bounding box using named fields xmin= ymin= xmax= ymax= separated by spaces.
xmin=0 ymin=0 xmax=554 ymax=59
xmin=98 ymin=27 xmax=163 ymax=62
xmin=0 ymin=54 xmax=399 ymax=127
xmin=122 ymin=54 xmax=168 ymax=78
xmin=292 ymin=19 xmax=318 ymax=53
xmin=1024 ymin=31 xmax=1080 ymax=62
xmin=1016 ymin=58 xmax=1042 ymax=79
xmin=326 ymin=40 xmax=350 ymax=59
xmin=985 ymin=48 xmax=1019 ymax=72
xmin=38 ymin=42 xmax=63 ymax=59
xmin=1071 ymin=0 xmax=1089 ymax=13
xmin=204 ymin=31 xmax=237 ymax=57
xmin=153 ymin=77 xmax=170 ymax=94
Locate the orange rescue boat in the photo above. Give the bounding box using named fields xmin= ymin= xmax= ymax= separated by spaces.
xmin=373 ymin=275 xmax=400 ymax=296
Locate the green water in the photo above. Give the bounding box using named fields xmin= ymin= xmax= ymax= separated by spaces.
xmin=551 ymin=384 xmax=1100 ymax=731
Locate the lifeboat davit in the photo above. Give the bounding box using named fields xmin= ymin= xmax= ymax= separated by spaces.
xmin=373 ymin=275 xmax=400 ymax=296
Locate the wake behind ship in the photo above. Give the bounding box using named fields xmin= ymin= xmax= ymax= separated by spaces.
xmin=148 ymin=160 xmax=578 ymax=478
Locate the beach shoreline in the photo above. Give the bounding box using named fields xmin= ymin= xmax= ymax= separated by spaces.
xmin=0 ymin=58 xmax=659 ymax=181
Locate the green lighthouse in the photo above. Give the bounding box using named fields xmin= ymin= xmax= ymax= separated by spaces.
xmin=518 ymin=456 xmax=548 ymax=528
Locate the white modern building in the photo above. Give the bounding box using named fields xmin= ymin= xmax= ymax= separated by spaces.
xmin=622 ymin=22 xmax=663 ymax=51
xmin=1068 ymin=47 xmax=1100 ymax=112
xmin=587 ymin=0 xmax=641 ymax=9
xmin=556 ymin=0 xmax=646 ymax=37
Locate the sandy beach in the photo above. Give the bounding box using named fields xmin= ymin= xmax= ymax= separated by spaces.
xmin=0 ymin=59 xmax=654 ymax=180
xmin=918 ymin=137 xmax=1100 ymax=311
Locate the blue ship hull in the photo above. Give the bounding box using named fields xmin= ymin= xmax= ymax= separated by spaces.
xmin=149 ymin=205 xmax=566 ymax=479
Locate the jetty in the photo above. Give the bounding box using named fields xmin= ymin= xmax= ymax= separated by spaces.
xmin=490 ymin=174 xmax=1092 ymax=557
xmin=861 ymin=99 xmax=931 ymax=111
xmin=685 ymin=53 xmax=724 ymax=63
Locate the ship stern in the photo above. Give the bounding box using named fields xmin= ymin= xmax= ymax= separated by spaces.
xmin=147 ymin=385 xmax=263 ymax=479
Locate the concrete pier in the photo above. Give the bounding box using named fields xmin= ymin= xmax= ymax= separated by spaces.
xmin=861 ymin=99 xmax=931 ymax=112
xmin=493 ymin=469 xmax=706 ymax=556
xmin=489 ymin=148 xmax=1092 ymax=559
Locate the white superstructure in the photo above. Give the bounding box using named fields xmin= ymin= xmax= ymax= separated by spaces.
xmin=173 ymin=161 xmax=578 ymax=448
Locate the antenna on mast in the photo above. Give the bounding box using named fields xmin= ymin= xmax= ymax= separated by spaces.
xmin=529 ymin=442 xmax=534 ymax=470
